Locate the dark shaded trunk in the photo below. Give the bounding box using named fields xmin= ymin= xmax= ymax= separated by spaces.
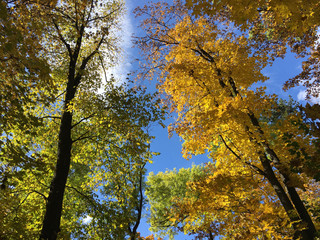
xmin=192 ymin=44 xmax=317 ymax=239
xmin=259 ymin=153 xmax=305 ymax=239
xmin=39 ymin=111 xmax=73 ymax=240
xmin=40 ymin=64 xmax=78 ymax=239
xmin=208 ymin=231 xmax=214 ymax=240
xmin=248 ymin=112 xmax=317 ymax=239
xmin=287 ymin=186 xmax=317 ymax=239
xmin=260 ymin=154 xmax=298 ymax=220
xmin=226 ymin=64 xmax=316 ymax=238
xmin=129 ymin=168 xmax=144 ymax=240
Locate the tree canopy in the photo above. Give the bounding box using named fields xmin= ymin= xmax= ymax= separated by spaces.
xmin=136 ymin=0 xmax=320 ymax=239
xmin=0 ymin=0 xmax=164 ymax=239
xmin=0 ymin=0 xmax=319 ymax=239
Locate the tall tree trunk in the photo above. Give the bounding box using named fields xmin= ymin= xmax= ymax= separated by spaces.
xmin=259 ymin=153 xmax=307 ymax=239
xmin=129 ymin=168 xmax=144 ymax=240
xmin=223 ymin=71 xmax=317 ymax=239
xmin=39 ymin=112 xmax=72 ymax=239
xmin=211 ymin=56 xmax=317 ymax=238
xmin=287 ymin=186 xmax=317 ymax=239
xmin=40 ymin=64 xmax=78 ymax=240
xmin=247 ymin=112 xmax=317 ymax=239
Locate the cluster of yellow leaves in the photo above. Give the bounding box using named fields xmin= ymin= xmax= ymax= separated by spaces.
xmin=187 ymin=0 xmax=320 ymax=99
xmin=161 ymin=16 xmax=312 ymax=173
xmin=158 ymin=7 xmax=316 ymax=187
xmin=136 ymin=0 xmax=319 ymax=238
xmin=172 ymin=166 xmax=293 ymax=239
xmin=166 ymin=165 xmax=320 ymax=239
xmin=186 ymin=0 xmax=320 ymax=36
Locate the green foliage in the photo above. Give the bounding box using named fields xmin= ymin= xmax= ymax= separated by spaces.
xmin=146 ymin=165 xmax=208 ymax=239
xmin=0 ymin=77 xmax=164 ymax=238
xmin=0 ymin=0 xmax=165 ymax=238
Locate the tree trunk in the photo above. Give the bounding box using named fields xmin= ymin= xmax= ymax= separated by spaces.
xmin=238 ymin=114 xmax=317 ymax=239
xmin=129 ymin=169 xmax=144 ymax=240
xmin=194 ymin=43 xmax=317 ymax=239
xmin=263 ymin=144 xmax=316 ymax=238
xmin=259 ymin=153 xmax=306 ymax=239
xmin=287 ymin=186 xmax=317 ymax=239
xmin=40 ymin=65 xmax=78 ymax=240
xmin=247 ymin=113 xmax=317 ymax=239
xmin=225 ymin=70 xmax=317 ymax=239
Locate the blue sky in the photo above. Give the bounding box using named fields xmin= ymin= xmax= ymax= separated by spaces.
xmin=109 ymin=1 xmax=210 ymax=238
xmin=109 ymin=0 xmax=317 ymax=239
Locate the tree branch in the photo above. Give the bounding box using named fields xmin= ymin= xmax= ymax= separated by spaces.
xmin=72 ymin=131 xmax=94 ymax=143
xmin=130 ymin=164 xmax=145 ymax=239
xmin=219 ymin=134 xmax=266 ymax=176
xmin=65 ymin=185 xmax=104 ymax=215
xmin=52 ymin=19 xmax=72 ymax=57
xmin=87 ymin=5 xmax=122 ymax=23
xmin=71 ymin=113 xmax=96 ymax=129
xmin=74 ymin=33 xmax=107 ymax=85
xmin=40 ymin=116 xmax=61 ymax=120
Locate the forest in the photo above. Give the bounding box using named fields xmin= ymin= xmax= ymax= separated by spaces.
xmin=0 ymin=0 xmax=319 ymax=239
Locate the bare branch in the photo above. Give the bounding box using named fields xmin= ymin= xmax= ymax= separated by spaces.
xmin=72 ymin=131 xmax=95 ymax=143
xmin=52 ymin=19 xmax=72 ymax=57
xmin=65 ymin=185 xmax=104 ymax=214
xmin=87 ymin=5 xmax=123 ymax=23
xmin=74 ymin=33 xmax=107 ymax=85
xmin=130 ymin=164 xmax=145 ymax=239
xmin=219 ymin=134 xmax=266 ymax=177
xmin=85 ymin=0 xmax=95 ymax=25
xmin=98 ymin=52 xmax=108 ymax=82
xmin=40 ymin=116 xmax=61 ymax=120
xmin=71 ymin=113 xmax=96 ymax=129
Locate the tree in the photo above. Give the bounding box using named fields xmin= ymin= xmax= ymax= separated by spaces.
xmin=0 ymin=0 xmax=55 ymax=133
xmin=185 ymin=0 xmax=320 ymax=99
xmin=146 ymin=165 xmax=216 ymax=239
xmin=135 ymin=1 xmax=319 ymax=239
xmin=0 ymin=0 xmax=164 ymax=239
xmin=146 ymin=100 xmax=319 ymax=240
xmin=32 ymin=1 xmax=124 ymax=238
xmin=146 ymin=163 xmax=320 ymax=239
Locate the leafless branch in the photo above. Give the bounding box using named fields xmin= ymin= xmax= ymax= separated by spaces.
xmin=71 ymin=113 xmax=96 ymax=129
xmin=72 ymin=131 xmax=94 ymax=143
xmin=74 ymin=33 xmax=106 ymax=86
xmin=219 ymin=134 xmax=266 ymax=177
xmin=66 ymin=185 xmax=104 ymax=214
xmin=87 ymin=5 xmax=122 ymax=23
xmin=52 ymin=19 xmax=72 ymax=57
xmin=40 ymin=116 xmax=61 ymax=119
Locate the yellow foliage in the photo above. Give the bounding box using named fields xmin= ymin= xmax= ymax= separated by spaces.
xmin=136 ymin=1 xmax=319 ymax=238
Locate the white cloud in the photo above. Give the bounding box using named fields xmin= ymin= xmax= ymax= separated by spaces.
xmin=101 ymin=0 xmax=133 ymax=87
xmin=297 ymin=89 xmax=320 ymax=103
xmin=297 ymin=89 xmax=307 ymax=101
xmin=315 ymin=27 xmax=320 ymax=47
xmin=82 ymin=215 xmax=93 ymax=224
